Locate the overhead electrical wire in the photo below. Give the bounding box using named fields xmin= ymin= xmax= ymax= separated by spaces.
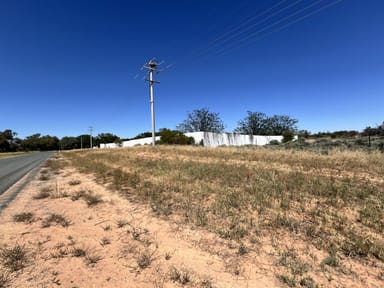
xmin=193 ymin=0 xmax=343 ymax=60
xmin=208 ymin=0 xmax=291 ymax=46
xmin=220 ymin=0 xmax=345 ymax=55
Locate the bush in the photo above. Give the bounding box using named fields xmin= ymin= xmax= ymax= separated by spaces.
xmin=269 ymin=140 xmax=280 ymax=145
xmin=157 ymin=129 xmax=195 ymax=145
xmin=282 ymin=130 xmax=295 ymax=143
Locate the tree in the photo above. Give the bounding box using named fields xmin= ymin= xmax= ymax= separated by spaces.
xmin=264 ymin=115 xmax=298 ymax=135
xmin=177 ymin=108 xmax=225 ymax=133
xmin=94 ymin=133 xmax=120 ymax=146
xmin=234 ymin=111 xmax=298 ymax=135
xmin=21 ymin=134 xmax=59 ymax=151
xmin=234 ymin=111 xmax=267 ymax=135
xmin=0 ymin=129 xmax=19 ymax=152
xmin=60 ymin=136 xmax=80 ymax=150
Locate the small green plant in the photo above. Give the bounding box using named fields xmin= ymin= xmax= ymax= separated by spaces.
xmin=13 ymin=212 xmax=34 ymax=223
xmin=0 ymin=245 xmax=28 ymax=272
xmin=42 ymin=213 xmax=71 ymax=228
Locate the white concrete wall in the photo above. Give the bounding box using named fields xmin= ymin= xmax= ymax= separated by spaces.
xmin=185 ymin=132 xmax=286 ymax=147
xmin=100 ymin=143 xmax=120 ymax=149
xmin=122 ymin=136 xmax=161 ymax=147
xmin=101 ymin=132 xmax=296 ymax=149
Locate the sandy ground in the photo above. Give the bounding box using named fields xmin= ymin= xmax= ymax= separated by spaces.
xmin=0 ymin=160 xmax=282 ymax=287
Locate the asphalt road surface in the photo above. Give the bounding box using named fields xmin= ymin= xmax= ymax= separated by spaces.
xmin=0 ymin=152 xmax=55 ymax=207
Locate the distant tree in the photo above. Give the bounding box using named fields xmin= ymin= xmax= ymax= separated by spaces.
xmin=131 ymin=131 xmax=160 ymax=140
xmin=264 ymin=115 xmax=298 ymax=135
xmin=234 ymin=111 xmax=267 ymax=135
xmin=0 ymin=129 xmax=17 ymax=152
xmin=282 ymin=130 xmax=295 ymax=143
xmin=234 ymin=112 xmax=298 ymax=135
xmin=77 ymin=134 xmax=91 ymax=149
xmin=21 ymin=134 xmax=59 ymax=151
xmin=177 ymin=108 xmax=225 ymax=133
xmin=60 ymin=136 xmax=80 ymax=150
xmin=95 ymin=133 xmax=120 ymax=146
xmin=157 ymin=129 xmax=194 ymax=145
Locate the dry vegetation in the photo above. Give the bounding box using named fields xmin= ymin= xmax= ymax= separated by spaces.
xmin=63 ymin=146 xmax=384 ymax=287
xmin=0 ymin=146 xmax=383 ymax=287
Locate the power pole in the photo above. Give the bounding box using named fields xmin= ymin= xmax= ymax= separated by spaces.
xmin=88 ymin=126 xmax=93 ymax=149
xmin=143 ymin=59 xmax=161 ymax=146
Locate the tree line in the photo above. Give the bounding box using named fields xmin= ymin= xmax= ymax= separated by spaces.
xmin=0 ymin=131 xmax=121 ymax=152
xmin=2 ymin=108 xmax=381 ymax=151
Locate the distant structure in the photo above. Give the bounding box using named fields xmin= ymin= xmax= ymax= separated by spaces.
xmin=100 ymin=132 xmax=295 ymax=148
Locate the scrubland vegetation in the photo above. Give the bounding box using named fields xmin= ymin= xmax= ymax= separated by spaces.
xmin=62 ymin=145 xmax=384 ymax=287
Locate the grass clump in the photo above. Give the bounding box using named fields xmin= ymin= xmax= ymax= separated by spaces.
xmin=135 ymin=249 xmax=156 ymax=269
xmin=169 ymin=266 xmax=192 ymax=285
xmin=13 ymin=212 xmax=34 ymax=223
xmin=83 ymin=193 xmax=103 ymax=207
xmin=71 ymin=190 xmax=86 ymax=201
xmin=277 ymin=274 xmax=296 ymax=287
xmin=42 ymin=213 xmax=71 ymax=228
xmin=33 ymin=187 xmax=52 ymax=199
xmin=0 ymin=245 xmax=28 ymax=272
xmin=71 ymin=247 xmax=86 ymax=257
xmin=68 ymin=180 xmax=81 ymax=186
xmin=116 ymin=219 xmax=129 ymax=228
xmin=39 ymin=174 xmax=50 ymax=181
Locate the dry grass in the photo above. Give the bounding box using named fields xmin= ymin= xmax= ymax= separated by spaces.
xmin=13 ymin=212 xmax=34 ymax=223
xmin=0 ymin=245 xmax=28 ymax=272
xmin=63 ymin=145 xmax=384 ymax=286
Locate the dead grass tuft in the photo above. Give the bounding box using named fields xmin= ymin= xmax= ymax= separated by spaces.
xmin=13 ymin=212 xmax=34 ymax=223
xmin=42 ymin=213 xmax=71 ymax=228
xmin=0 ymin=245 xmax=28 ymax=272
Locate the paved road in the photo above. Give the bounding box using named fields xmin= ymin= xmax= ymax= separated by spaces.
xmin=0 ymin=151 xmax=55 ymax=197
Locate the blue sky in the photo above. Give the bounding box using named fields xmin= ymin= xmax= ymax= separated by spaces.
xmin=1 ymin=0 xmax=383 ymax=139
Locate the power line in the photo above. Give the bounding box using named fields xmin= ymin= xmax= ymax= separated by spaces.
xmin=206 ymin=0 xmax=304 ymax=51
xmin=219 ymin=0 xmax=344 ymax=56
xmin=209 ymin=0 xmax=291 ymax=46
xmin=213 ymin=0 xmax=338 ymax=56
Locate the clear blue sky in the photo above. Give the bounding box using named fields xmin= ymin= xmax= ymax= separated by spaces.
xmin=1 ymin=0 xmax=383 ymax=139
